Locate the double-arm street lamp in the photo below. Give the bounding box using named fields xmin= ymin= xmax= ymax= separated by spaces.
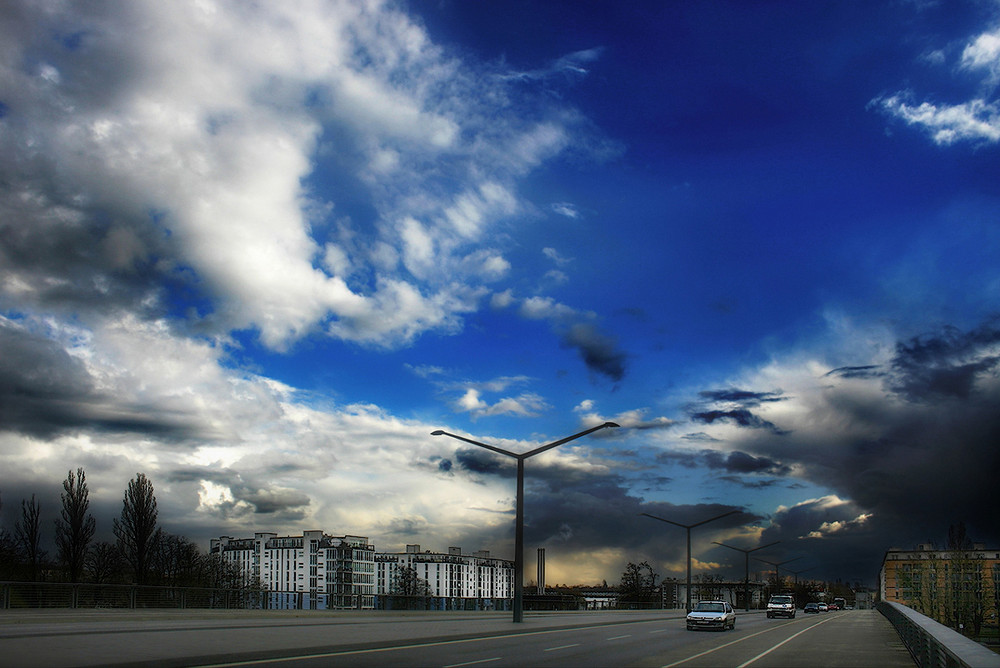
xmin=755 ymin=556 xmax=803 ymax=592
xmin=712 ymin=540 xmax=780 ymax=611
xmin=641 ymin=509 xmax=741 ymax=612
xmin=432 ymin=421 xmax=620 ymax=622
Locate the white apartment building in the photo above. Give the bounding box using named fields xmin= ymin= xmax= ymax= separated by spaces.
xmin=376 ymin=545 xmax=513 ymax=610
xmin=211 ymin=531 xmax=376 ymax=610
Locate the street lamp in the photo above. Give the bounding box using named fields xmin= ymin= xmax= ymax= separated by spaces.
xmin=785 ymin=566 xmax=817 ymax=588
xmin=641 ymin=509 xmax=741 ymax=612
xmin=755 ymin=556 xmax=802 ymax=592
xmin=712 ymin=540 xmax=780 ymax=611
xmin=432 ymin=421 xmax=620 ymax=622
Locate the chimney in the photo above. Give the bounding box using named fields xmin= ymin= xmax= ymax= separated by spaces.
xmin=537 ymin=548 xmax=545 ymax=595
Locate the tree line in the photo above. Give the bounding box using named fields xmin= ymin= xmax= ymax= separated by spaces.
xmin=0 ymin=469 xmax=253 ymax=590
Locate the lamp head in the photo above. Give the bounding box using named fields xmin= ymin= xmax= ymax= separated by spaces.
xmin=431 ymin=430 xmax=445 ymax=436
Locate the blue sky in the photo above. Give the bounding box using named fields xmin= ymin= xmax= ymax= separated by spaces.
xmin=1 ymin=0 xmax=999 ymax=587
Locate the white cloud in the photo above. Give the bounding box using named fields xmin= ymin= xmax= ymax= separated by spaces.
xmin=550 ymin=202 xmax=581 ymax=219
xmin=876 ymin=26 xmax=1000 ymax=145
xmin=0 ymin=0 xmax=598 ymax=351
xmin=878 ymin=95 xmax=1000 ymax=145
xmin=961 ymin=28 xmax=1000 ymax=86
xmin=542 ymin=247 xmax=573 ymax=266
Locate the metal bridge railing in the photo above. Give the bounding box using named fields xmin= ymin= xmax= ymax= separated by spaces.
xmin=878 ymin=600 xmax=1000 ymax=668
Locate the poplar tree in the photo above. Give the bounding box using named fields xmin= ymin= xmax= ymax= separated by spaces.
xmin=54 ymin=468 xmax=96 ymax=582
xmin=15 ymin=494 xmax=44 ymax=581
xmin=113 ymin=473 xmax=160 ymax=585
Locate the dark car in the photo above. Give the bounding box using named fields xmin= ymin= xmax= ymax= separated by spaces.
xmin=804 ymin=602 xmax=820 ymax=614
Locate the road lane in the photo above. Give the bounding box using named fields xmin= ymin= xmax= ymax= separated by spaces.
xmin=0 ymin=608 xmax=915 ymax=668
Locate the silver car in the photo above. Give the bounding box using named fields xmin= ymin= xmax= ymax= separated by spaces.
xmin=686 ymin=600 xmax=737 ymax=631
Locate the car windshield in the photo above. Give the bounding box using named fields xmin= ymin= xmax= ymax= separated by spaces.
xmin=771 ymin=596 xmax=792 ymax=604
xmin=695 ymin=603 xmax=725 ymax=612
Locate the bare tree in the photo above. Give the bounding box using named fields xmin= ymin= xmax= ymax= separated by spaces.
xmin=54 ymin=468 xmax=96 ymax=582
xmin=0 ymin=490 xmax=19 ymax=579
xmin=86 ymin=541 xmax=125 ymax=584
xmin=15 ymin=494 xmax=45 ymax=581
xmin=388 ymin=564 xmax=433 ymax=609
xmin=113 ymin=473 xmax=161 ymax=585
xmin=618 ymin=561 xmax=658 ymax=605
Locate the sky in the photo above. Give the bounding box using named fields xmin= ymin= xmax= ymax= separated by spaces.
xmin=1 ymin=0 xmax=999 ymax=589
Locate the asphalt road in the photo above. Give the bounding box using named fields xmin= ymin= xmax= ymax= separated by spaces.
xmin=0 ymin=608 xmax=914 ymax=667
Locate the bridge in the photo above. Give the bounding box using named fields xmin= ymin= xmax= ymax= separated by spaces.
xmin=3 ymin=605 xmax=997 ymax=667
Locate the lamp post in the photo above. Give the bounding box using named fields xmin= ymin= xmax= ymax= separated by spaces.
xmin=712 ymin=540 xmax=780 ymax=611
xmin=641 ymin=510 xmax=741 ymax=612
xmin=785 ymin=566 xmax=817 ymax=588
xmin=432 ymin=421 xmax=620 ymax=622
xmin=755 ymin=556 xmax=802 ymax=592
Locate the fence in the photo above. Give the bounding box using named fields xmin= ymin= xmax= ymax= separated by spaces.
xmin=0 ymin=581 xmax=265 ymax=610
xmin=878 ymin=600 xmax=1000 ymax=668
xmin=0 ymin=582 xmax=514 ymax=613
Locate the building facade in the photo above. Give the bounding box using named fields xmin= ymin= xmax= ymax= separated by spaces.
xmin=375 ymin=545 xmax=513 ymax=610
xmin=211 ymin=531 xmax=376 ymax=609
xmin=880 ymin=543 xmax=1000 ymax=634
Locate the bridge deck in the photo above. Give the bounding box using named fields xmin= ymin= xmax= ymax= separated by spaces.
xmin=0 ymin=608 xmax=920 ymax=667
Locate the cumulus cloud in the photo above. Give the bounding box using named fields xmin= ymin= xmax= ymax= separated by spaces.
xmin=0 ymin=0 xmax=604 ymax=354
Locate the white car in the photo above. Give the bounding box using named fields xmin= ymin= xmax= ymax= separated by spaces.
xmin=686 ymin=600 xmax=737 ymax=631
xmin=766 ymin=594 xmax=796 ymax=619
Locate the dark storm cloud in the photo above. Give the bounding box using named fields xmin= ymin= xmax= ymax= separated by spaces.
xmin=824 ymin=365 xmax=883 ymax=379
xmin=0 ymin=319 xmax=203 ymax=440
xmin=716 ymin=476 xmax=781 ymax=489
xmin=657 ymin=449 xmax=789 ymax=478
xmin=165 ymin=466 xmax=310 ymax=517
xmin=698 ymin=389 xmax=785 ymax=405
xmin=454 ymin=448 xmax=515 ymax=477
xmin=446 ymin=441 xmax=758 ymax=579
xmin=0 ymin=197 xmax=172 ymax=318
xmin=559 ymin=322 xmax=627 ymax=382
xmin=890 ymin=320 xmax=1000 ymax=401
xmin=703 ymin=450 xmax=790 ymax=476
xmin=711 ymin=318 xmax=1000 ymax=580
xmin=688 ymin=387 xmax=789 ymax=434
xmin=690 ymin=408 xmax=789 ymax=434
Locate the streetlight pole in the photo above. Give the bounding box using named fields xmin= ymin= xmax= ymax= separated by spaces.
xmin=712 ymin=540 xmax=780 ymax=611
xmin=432 ymin=421 xmax=619 ymax=622
xmin=755 ymin=556 xmax=802 ymax=592
xmin=641 ymin=510 xmax=741 ymax=612
xmin=785 ymin=566 xmax=817 ymax=588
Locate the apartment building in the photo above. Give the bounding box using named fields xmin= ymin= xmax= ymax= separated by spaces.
xmin=211 ymin=531 xmax=376 ymax=609
xmin=376 ymin=544 xmax=513 ymax=610
xmin=880 ymin=542 xmax=1000 ymax=632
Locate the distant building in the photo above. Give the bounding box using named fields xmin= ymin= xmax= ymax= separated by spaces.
xmin=661 ymin=578 xmax=768 ymax=610
xmin=375 ymin=545 xmax=513 ymax=610
xmin=578 ymin=585 xmax=619 ymax=610
xmin=880 ymin=543 xmax=1000 ymax=633
xmin=211 ymin=531 xmax=375 ymax=609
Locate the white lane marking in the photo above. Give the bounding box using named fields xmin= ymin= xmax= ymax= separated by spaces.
xmin=544 ymin=643 xmax=581 ymax=652
xmin=607 ymin=634 xmax=633 ymax=640
xmin=736 ymin=614 xmax=841 ymax=668
xmin=443 ymin=658 xmax=503 ymax=668
xmin=661 ymin=620 xmax=799 ymax=668
xmin=193 ymin=617 xmax=675 ymax=667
